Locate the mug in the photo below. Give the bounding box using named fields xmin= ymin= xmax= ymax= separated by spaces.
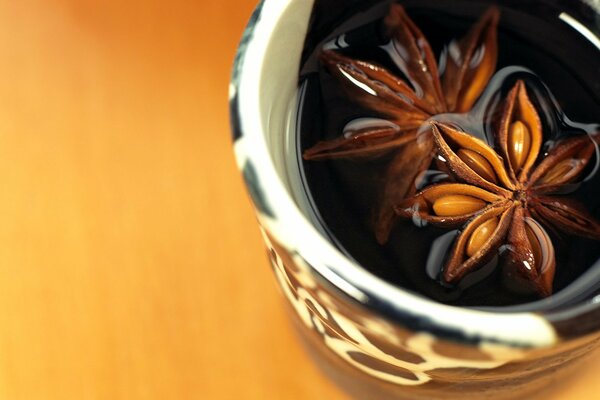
xmin=229 ymin=1 xmax=600 ymax=398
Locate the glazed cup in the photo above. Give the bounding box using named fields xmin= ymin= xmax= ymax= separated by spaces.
xmin=230 ymin=1 xmax=600 ymax=398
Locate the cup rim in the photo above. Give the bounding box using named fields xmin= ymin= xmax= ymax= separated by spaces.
xmin=230 ymin=0 xmax=600 ymax=347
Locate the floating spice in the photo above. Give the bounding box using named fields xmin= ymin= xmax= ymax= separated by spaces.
xmin=304 ymin=5 xmax=500 ymax=243
xmin=396 ymin=81 xmax=600 ymax=297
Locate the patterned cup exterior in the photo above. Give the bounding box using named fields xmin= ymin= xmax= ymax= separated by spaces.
xmin=262 ymin=226 xmax=599 ymax=399
xmin=230 ymin=1 xmax=600 ymax=398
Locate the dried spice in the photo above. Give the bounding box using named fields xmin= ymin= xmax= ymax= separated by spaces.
xmin=395 ymin=81 xmax=600 ymax=297
xmin=304 ymin=5 xmax=500 ymax=243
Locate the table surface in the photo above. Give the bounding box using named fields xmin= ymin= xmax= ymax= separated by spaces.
xmin=0 ymin=0 xmax=596 ymax=398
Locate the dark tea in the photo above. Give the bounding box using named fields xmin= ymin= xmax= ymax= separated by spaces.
xmin=299 ymin=0 xmax=600 ymax=307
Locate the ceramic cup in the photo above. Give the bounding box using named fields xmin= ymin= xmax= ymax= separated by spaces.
xmin=230 ymin=1 xmax=600 ymax=398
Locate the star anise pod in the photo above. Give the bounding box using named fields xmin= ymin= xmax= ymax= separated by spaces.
xmin=303 ymin=4 xmax=500 ymax=243
xmin=395 ymin=80 xmax=600 ymax=297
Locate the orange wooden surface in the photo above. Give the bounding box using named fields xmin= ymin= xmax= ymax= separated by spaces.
xmin=0 ymin=0 xmax=595 ymax=399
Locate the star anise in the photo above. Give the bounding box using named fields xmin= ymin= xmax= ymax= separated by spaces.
xmin=303 ymin=4 xmax=500 ymax=243
xmin=395 ymin=80 xmax=600 ymax=297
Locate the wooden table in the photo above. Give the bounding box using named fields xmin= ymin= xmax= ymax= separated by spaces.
xmin=0 ymin=0 xmax=595 ymax=398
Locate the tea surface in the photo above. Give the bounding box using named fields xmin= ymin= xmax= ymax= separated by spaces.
xmin=299 ymin=0 xmax=600 ymax=307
